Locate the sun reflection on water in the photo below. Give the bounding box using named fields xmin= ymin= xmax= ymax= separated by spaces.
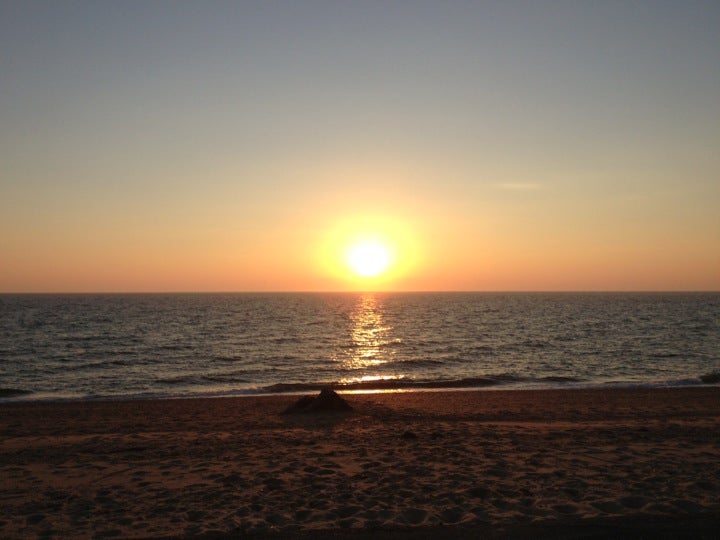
xmin=348 ymin=294 xmax=388 ymax=367
xmin=338 ymin=293 xmax=401 ymax=379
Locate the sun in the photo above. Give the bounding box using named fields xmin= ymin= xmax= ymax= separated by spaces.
xmin=346 ymin=241 xmax=391 ymax=278
xmin=316 ymin=213 xmax=421 ymax=288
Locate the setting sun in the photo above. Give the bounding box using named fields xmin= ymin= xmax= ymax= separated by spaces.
xmin=347 ymin=241 xmax=391 ymax=277
xmin=314 ymin=213 xmax=422 ymax=290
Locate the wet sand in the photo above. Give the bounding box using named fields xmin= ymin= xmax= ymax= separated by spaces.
xmin=1 ymin=387 xmax=719 ymax=538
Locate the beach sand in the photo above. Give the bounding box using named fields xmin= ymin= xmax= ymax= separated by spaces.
xmin=1 ymin=387 xmax=719 ymax=538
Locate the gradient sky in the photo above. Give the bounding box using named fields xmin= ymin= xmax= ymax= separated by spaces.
xmin=2 ymin=1 xmax=719 ymax=292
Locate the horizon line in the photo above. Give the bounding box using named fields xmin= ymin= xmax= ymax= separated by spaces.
xmin=2 ymin=290 xmax=718 ymax=295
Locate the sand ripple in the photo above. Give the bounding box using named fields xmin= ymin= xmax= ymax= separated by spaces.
xmin=1 ymin=388 xmax=719 ymax=538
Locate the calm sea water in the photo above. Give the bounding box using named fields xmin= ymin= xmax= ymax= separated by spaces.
xmin=1 ymin=293 xmax=718 ymax=401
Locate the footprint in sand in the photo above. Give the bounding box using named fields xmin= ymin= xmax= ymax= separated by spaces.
xmin=438 ymin=507 xmax=464 ymax=524
xmin=333 ymin=505 xmax=362 ymax=519
xmin=402 ymin=508 xmax=428 ymax=525
xmin=618 ymin=495 xmax=647 ymax=510
xmin=672 ymin=499 xmax=705 ymax=513
xmin=552 ymin=503 xmax=579 ymax=514
xmin=591 ymin=500 xmax=624 ymax=513
xmin=294 ymin=509 xmax=314 ymax=522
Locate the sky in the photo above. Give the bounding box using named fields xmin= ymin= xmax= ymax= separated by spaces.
xmin=1 ymin=1 xmax=719 ymax=292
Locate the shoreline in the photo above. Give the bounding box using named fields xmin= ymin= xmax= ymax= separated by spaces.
xmin=2 ymin=387 xmax=719 ymax=538
xmin=2 ymin=376 xmax=718 ymax=405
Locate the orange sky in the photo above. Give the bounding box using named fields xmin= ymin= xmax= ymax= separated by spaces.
xmin=2 ymin=3 xmax=719 ymax=292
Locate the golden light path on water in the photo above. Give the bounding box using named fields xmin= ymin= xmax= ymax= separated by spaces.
xmin=340 ymin=294 xmax=404 ymax=390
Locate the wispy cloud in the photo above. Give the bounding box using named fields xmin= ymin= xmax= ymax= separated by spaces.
xmin=495 ymin=182 xmax=543 ymax=191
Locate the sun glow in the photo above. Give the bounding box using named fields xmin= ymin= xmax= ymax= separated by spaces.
xmin=347 ymin=241 xmax=391 ymax=277
xmin=315 ymin=213 xmax=421 ymax=290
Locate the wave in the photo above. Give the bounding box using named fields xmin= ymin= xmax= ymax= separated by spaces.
xmin=259 ymin=373 xmax=595 ymax=394
xmin=0 ymin=388 xmax=33 ymax=398
xmin=157 ymin=344 xmax=194 ymax=352
xmin=58 ymin=334 xmax=105 ymax=342
xmin=597 ymin=372 xmax=720 ymax=389
xmin=539 ymin=375 xmax=584 ymax=383
xmin=397 ymin=358 xmax=447 ymax=367
xmin=157 ymin=373 xmax=251 ymax=386
xmin=699 ymin=371 xmax=720 ymax=384
xmin=263 ymin=374 xmax=529 ymax=393
xmin=45 ymin=358 xmax=136 ymax=372
xmin=4 ymin=370 xmax=717 ymax=403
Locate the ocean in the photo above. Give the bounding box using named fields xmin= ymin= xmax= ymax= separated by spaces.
xmin=1 ymin=292 xmax=718 ymax=401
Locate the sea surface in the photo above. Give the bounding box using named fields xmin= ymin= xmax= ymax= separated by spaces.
xmin=1 ymin=293 xmax=719 ymax=401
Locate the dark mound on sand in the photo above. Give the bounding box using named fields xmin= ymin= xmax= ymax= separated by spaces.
xmin=282 ymin=389 xmax=353 ymax=414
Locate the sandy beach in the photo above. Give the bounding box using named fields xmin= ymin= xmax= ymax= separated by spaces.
xmin=1 ymin=387 xmax=719 ymax=538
